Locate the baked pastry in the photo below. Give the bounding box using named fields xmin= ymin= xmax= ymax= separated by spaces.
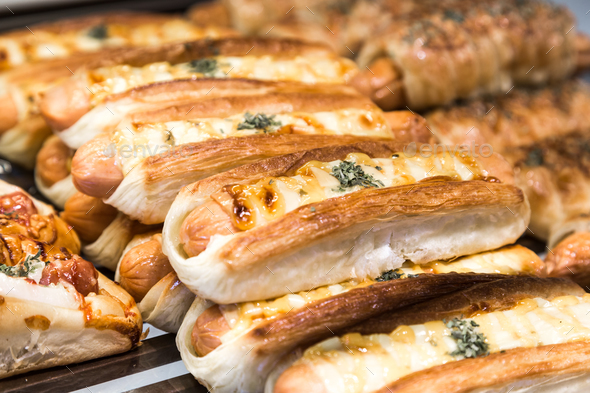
xmin=69 ymin=87 xmax=431 ymax=225
xmin=60 ymin=192 xmax=157 ymax=270
xmin=40 ymin=37 xmax=358 ymax=145
xmin=192 ymin=1 xmax=589 ymax=111
xmin=426 ymin=81 xmax=590 ymax=153
xmin=269 ymin=276 xmax=590 ymax=393
xmin=0 ymin=21 xmax=236 ymax=168
xmin=162 ymin=140 xmax=527 ymax=304
xmin=0 ymin=12 xmax=233 ymax=71
xmin=114 ymin=232 xmax=195 ymax=333
xmin=176 ymin=245 xmax=544 ymax=393
xmin=0 ymin=180 xmax=142 ymax=378
xmin=501 ymin=131 xmax=590 ymax=241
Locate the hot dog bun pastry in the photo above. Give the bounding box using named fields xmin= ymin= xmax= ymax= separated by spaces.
xmin=270 ymin=276 xmax=590 ymax=393
xmin=0 ymin=180 xmax=142 ymax=378
xmin=0 ymin=12 xmax=235 ymax=71
xmin=162 ymin=140 xmax=528 ymax=304
xmin=115 ymin=232 xmax=194 ymax=333
xmin=71 ymin=86 xmax=431 ymax=225
xmin=0 ymin=20 xmax=236 ymax=168
xmin=61 ymin=192 xmax=158 ymax=270
xmin=177 ymin=245 xmax=544 ymax=392
xmin=501 ymin=131 xmax=590 ymax=242
xmin=40 ymin=37 xmax=357 ymax=137
xmin=203 ymin=0 xmax=580 ymax=111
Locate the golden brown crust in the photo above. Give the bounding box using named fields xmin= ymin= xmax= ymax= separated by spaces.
xmin=377 ymin=342 xmax=590 ymax=393
xmin=61 ymin=192 xmax=118 ymax=244
xmin=35 ymin=136 xmax=73 ymax=188
xmin=105 ymin=78 xmax=359 ymax=104
xmin=546 ymin=232 xmax=590 ymax=287
xmin=0 ymin=12 xmax=185 ymax=38
xmin=343 ymin=276 xmax=582 ymax=335
xmin=576 ymin=33 xmax=590 ymax=72
xmin=187 ymin=2 xmax=231 ymax=27
xmin=0 ymin=91 xmax=18 ymax=134
xmin=219 ymin=181 xmax=524 ymax=267
xmin=130 ymin=92 xmax=376 ymax=124
xmin=248 ymin=273 xmax=511 ymax=358
xmin=426 ymin=81 xmax=590 ymax=153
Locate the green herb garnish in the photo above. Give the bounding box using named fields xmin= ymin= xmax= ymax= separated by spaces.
xmin=188 ymin=58 xmax=219 ymax=76
xmin=375 ymin=166 xmax=382 ymax=171
xmin=269 ymin=179 xmax=274 ymax=185
xmin=524 ymin=148 xmax=544 ymax=167
xmin=0 ymin=249 xmax=44 ymax=278
xmin=443 ymin=9 xmax=465 ymax=23
xmin=375 ymin=268 xmax=404 ymax=281
xmin=331 ymin=161 xmax=384 ymax=192
xmin=310 ymin=207 xmax=316 ymax=212
xmin=446 ymin=318 xmax=489 ymax=358
xmin=299 ymin=189 xmax=308 ymax=196
xmin=87 ymin=24 xmax=108 ymax=39
xmin=237 ymin=112 xmax=282 ymax=133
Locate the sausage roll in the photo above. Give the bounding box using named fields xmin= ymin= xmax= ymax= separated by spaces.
xmin=425 ymin=82 xmax=590 ymax=242
xmin=0 ymin=180 xmax=142 ymax=378
xmin=114 ymin=232 xmax=194 ymax=333
xmin=501 ymin=131 xmax=590 ymax=242
xmin=61 ymin=192 xmax=157 ymax=270
xmin=0 ymin=24 xmax=236 ymax=168
xmin=40 ymin=37 xmax=358 ymax=143
xmin=162 ymin=140 xmax=528 ymax=304
xmin=70 ymin=88 xmax=430 ymax=225
xmin=270 ymin=276 xmax=590 ymax=393
xmin=426 ymin=81 xmax=590 ymax=153
xmin=0 ymin=12 xmax=233 ymax=71
xmin=197 ymin=1 xmax=587 ymax=111
xmin=176 ymin=245 xmax=544 ymax=393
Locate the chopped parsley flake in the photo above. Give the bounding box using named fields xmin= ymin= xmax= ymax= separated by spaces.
xmin=188 ymin=58 xmax=219 ymax=76
xmin=446 ymin=318 xmax=489 ymax=358
xmin=299 ymin=189 xmax=308 ymax=196
xmin=310 ymin=207 xmax=316 ymax=212
xmin=524 ymin=148 xmax=544 ymax=167
xmin=269 ymin=179 xmax=274 ymax=185
xmin=237 ymin=112 xmax=282 ymax=133
xmin=87 ymin=25 xmax=108 ymax=39
xmin=375 ymin=268 xmax=404 ymax=281
xmin=375 ymin=166 xmax=382 ymax=171
xmin=331 ymin=161 xmax=384 ymax=192
xmin=0 ymin=249 xmax=44 ymax=278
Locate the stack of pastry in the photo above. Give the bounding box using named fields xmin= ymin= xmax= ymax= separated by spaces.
xmin=2 ymin=1 xmax=590 ymax=391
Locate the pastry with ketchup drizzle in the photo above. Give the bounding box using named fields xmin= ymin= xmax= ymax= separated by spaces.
xmin=0 ymin=179 xmax=142 ymax=379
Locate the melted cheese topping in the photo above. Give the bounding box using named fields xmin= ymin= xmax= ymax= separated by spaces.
xmin=216 ymin=246 xmax=540 ymax=344
xmin=85 ymin=55 xmax=358 ymax=106
xmin=294 ymin=294 xmax=590 ymax=393
xmin=215 ymin=151 xmax=485 ymax=231
xmin=0 ymin=265 xmax=81 ymax=309
xmin=113 ymin=110 xmax=390 ymax=173
xmin=0 ymin=20 xmax=229 ymax=70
